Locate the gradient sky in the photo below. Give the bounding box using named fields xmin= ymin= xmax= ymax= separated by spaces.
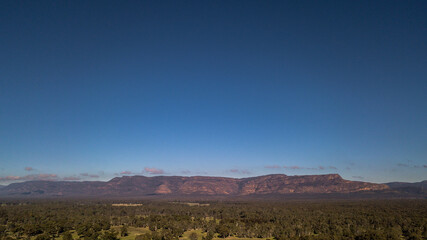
xmin=1 ymin=0 xmax=426 ymax=184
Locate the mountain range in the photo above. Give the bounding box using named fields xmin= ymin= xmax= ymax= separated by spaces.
xmin=385 ymin=180 xmax=427 ymax=194
xmin=3 ymin=173 xmax=423 ymax=198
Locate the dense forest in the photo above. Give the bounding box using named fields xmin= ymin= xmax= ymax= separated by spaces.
xmin=0 ymin=199 xmax=426 ymax=240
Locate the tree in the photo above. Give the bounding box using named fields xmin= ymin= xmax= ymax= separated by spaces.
xmin=189 ymin=232 xmax=198 ymax=240
xmin=202 ymin=231 xmax=214 ymax=240
xmin=99 ymin=229 xmax=119 ymax=240
xmin=120 ymin=225 xmax=129 ymax=237
xmin=0 ymin=225 xmax=6 ymax=238
xmin=63 ymin=231 xmax=74 ymax=240
xmin=216 ymin=222 xmax=231 ymax=238
xmin=34 ymin=234 xmax=50 ymax=240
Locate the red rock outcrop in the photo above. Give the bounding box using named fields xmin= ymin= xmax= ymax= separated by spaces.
xmin=0 ymin=174 xmax=390 ymax=197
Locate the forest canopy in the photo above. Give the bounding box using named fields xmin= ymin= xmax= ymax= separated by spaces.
xmin=0 ymin=199 xmax=426 ymax=240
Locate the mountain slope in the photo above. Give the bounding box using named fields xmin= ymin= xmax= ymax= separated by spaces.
xmin=0 ymin=174 xmax=390 ymax=197
xmin=386 ymin=181 xmax=427 ymax=194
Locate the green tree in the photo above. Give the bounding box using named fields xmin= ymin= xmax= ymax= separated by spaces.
xmin=34 ymin=233 xmax=51 ymax=240
xmin=120 ymin=225 xmax=129 ymax=237
xmin=202 ymin=231 xmax=214 ymax=240
xmin=189 ymin=232 xmax=198 ymax=240
xmin=62 ymin=231 xmax=73 ymax=240
xmin=99 ymin=229 xmax=119 ymax=240
xmin=0 ymin=225 xmax=6 ymax=238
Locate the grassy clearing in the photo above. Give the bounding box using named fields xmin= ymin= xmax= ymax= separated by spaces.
xmin=179 ymin=229 xmax=204 ymax=240
xmin=112 ymin=203 xmax=143 ymax=207
xmin=112 ymin=226 xmax=151 ymax=240
xmin=171 ymin=202 xmax=210 ymax=207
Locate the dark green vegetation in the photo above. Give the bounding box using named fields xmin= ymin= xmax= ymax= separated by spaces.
xmin=0 ymin=200 xmax=426 ymax=240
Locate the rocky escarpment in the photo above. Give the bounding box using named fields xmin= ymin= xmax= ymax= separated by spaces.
xmin=238 ymin=174 xmax=387 ymax=194
xmin=0 ymin=174 xmax=389 ymax=197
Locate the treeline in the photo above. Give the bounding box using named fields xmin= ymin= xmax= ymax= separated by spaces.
xmin=0 ymin=199 xmax=426 ymax=239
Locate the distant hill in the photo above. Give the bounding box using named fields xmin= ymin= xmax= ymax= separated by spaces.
xmin=385 ymin=180 xmax=427 ymax=194
xmin=0 ymin=174 xmax=392 ymax=198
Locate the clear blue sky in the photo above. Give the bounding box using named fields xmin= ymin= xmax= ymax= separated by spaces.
xmin=1 ymin=0 xmax=426 ymax=184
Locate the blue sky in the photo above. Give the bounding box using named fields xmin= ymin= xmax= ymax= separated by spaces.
xmin=1 ymin=0 xmax=426 ymax=184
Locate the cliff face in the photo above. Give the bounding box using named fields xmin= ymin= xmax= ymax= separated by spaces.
xmin=237 ymin=174 xmax=388 ymax=195
xmin=0 ymin=174 xmax=389 ymax=197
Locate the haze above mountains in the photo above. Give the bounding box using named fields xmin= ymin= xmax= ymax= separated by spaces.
xmin=0 ymin=174 xmax=425 ymax=199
